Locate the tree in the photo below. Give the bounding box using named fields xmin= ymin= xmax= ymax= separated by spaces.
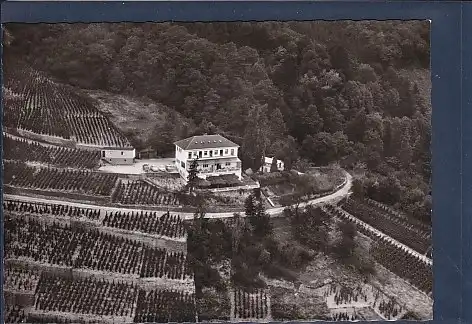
xmin=148 ymin=111 xmax=178 ymax=156
xmin=329 ymin=45 xmax=353 ymax=79
xmin=244 ymin=191 xmax=272 ymax=238
xmin=269 ymin=107 xmax=288 ymax=141
xmin=270 ymin=158 xmax=278 ymax=173
xmin=289 ymin=205 xmax=330 ymax=252
xmin=346 ymin=108 xmax=367 ymax=143
xmin=356 ymin=63 xmax=378 ymax=84
xmin=298 ymin=104 xmax=324 ymax=138
xmin=335 ymin=221 xmax=357 ymax=261
xmin=245 ymin=194 xmax=256 ymax=219
xmin=351 ymin=179 xmax=366 ymax=198
xmin=231 ymin=213 xmax=245 ymax=254
xmin=253 ymin=200 xmax=272 ymax=237
xmin=242 ymin=104 xmax=270 ymax=171
xmin=270 ymin=135 xmax=299 ymax=171
xmin=106 ymin=65 xmax=126 ymax=92
xmin=301 ymin=132 xmax=341 ymax=166
xmin=320 ymin=98 xmax=344 ymax=133
xmin=187 ymin=158 xmax=200 ymax=193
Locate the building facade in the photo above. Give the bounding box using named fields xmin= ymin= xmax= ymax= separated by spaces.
xmin=174 ymin=134 xmax=242 ymax=181
xmin=101 ymin=147 xmax=136 ymax=165
xmin=261 ymin=157 xmax=284 ymax=173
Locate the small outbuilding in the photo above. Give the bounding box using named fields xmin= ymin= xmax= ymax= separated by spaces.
xmin=260 ymin=157 xmax=284 ymax=173
xmin=138 ymin=148 xmax=157 ymax=159
xmin=101 ymin=147 xmax=136 ymax=165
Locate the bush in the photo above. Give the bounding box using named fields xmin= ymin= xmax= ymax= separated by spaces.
xmin=271 ymin=302 xmax=301 ymax=320
xmin=263 ymin=264 xmax=297 ymax=282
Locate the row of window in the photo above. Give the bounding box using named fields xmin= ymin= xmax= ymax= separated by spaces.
xmin=201 ymin=162 xmax=232 ymax=168
xmin=177 ymin=159 xmax=232 ymax=170
xmin=187 ymin=148 xmax=235 ymax=159
xmin=101 ymin=151 xmax=126 ymax=157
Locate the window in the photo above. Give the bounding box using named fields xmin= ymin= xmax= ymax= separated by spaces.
xmin=226 ymin=162 xmax=231 ymax=166
xmin=203 ymin=164 xmax=209 ymax=168
xmin=181 ymin=161 xmax=185 ymax=168
xmin=199 ymin=151 xmax=202 ymax=158
xmin=220 ymin=149 xmax=223 ymax=156
xmin=225 ymin=149 xmax=228 ymax=154
xmin=214 ymin=150 xmax=218 ymax=155
xmin=188 ymin=152 xmax=192 ymax=159
xmin=121 ymin=151 xmax=124 ymax=155
xmin=204 ymin=151 xmax=208 ymax=156
xmin=102 ymin=151 xmax=105 ymax=158
xmin=194 ymin=152 xmax=198 ymax=157
xmin=230 ymin=149 xmax=234 ymax=155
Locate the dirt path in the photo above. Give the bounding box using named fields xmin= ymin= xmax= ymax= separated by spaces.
xmin=4 ymin=132 xmax=64 ymax=149
xmin=4 ymin=171 xmax=353 ymax=220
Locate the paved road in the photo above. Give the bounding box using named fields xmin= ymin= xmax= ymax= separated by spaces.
xmin=4 ymin=171 xmax=353 ymax=220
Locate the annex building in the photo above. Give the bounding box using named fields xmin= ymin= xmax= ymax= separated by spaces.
xmin=260 ymin=157 xmax=284 ymax=173
xmin=101 ymin=147 xmax=136 ymax=165
xmin=174 ymin=134 xmax=242 ymax=181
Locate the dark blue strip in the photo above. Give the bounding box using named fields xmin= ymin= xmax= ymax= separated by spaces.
xmin=462 ymin=2 xmax=472 ymax=324
xmin=0 ymin=1 xmax=465 ymax=323
xmin=0 ymin=1 xmax=458 ymax=23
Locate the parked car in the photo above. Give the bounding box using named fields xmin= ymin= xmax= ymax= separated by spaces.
xmin=150 ymin=165 xmax=160 ymax=172
xmin=142 ymin=164 xmax=150 ymax=172
xmin=165 ymin=164 xmax=177 ymax=172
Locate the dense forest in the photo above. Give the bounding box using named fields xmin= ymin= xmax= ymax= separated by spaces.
xmin=3 ymin=21 xmax=431 ymax=223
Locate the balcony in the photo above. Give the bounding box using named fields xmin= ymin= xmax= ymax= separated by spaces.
xmin=199 ymin=166 xmax=240 ymax=174
xmin=189 ymin=154 xmax=238 ymax=161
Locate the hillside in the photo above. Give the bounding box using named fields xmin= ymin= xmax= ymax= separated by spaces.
xmin=86 ymin=90 xmax=196 ymax=151
xmin=2 ymin=62 xmax=131 ymax=148
xmin=4 ymin=21 xmax=432 ymax=223
xmin=398 ymin=68 xmax=432 ymax=108
xmin=3 ymin=21 xmax=434 ymax=323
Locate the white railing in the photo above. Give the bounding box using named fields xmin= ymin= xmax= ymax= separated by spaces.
xmin=208 ymin=183 xmax=260 ymax=193
xmin=199 ymin=167 xmax=240 ymax=174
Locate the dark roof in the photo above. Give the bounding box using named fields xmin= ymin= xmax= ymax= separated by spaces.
xmin=174 ymin=134 xmax=239 ymax=150
xmin=102 ymin=147 xmax=135 ymax=151
xmin=139 ymin=147 xmax=156 ymax=153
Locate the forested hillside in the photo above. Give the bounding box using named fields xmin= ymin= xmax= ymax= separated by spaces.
xmin=3 ymin=21 xmax=431 ymax=223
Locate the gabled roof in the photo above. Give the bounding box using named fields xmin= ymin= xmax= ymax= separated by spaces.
xmin=102 ymin=146 xmax=135 ymax=151
xmin=174 ymin=134 xmax=239 ymax=150
xmin=264 ymin=157 xmax=283 ymax=165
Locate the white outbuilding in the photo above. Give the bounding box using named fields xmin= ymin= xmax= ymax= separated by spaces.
xmin=101 ymin=147 xmax=136 ymax=165
xmin=260 ymin=157 xmax=284 ymax=173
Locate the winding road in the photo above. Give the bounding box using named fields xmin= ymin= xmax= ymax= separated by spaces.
xmin=3 ymin=171 xmax=353 ymax=220
xmin=4 ymin=170 xmax=431 ymax=264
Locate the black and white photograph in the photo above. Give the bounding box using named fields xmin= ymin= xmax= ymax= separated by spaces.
xmin=3 ymin=21 xmax=432 ymax=323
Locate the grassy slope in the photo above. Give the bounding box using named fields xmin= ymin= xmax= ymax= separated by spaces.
xmin=86 ymin=90 xmax=196 ymax=146
xmin=268 ymin=217 xmax=433 ymax=320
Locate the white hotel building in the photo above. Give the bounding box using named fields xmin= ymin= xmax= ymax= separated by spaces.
xmin=174 ymin=134 xmax=242 ymax=181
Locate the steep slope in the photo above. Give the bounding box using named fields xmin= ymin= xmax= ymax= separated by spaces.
xmin=86 ymin=90 xmax=196 ymax=150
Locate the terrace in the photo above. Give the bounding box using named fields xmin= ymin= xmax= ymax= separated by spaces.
xmin=4 ymin=214 xmax=193 ymax=282
xmin=3 ymin=64 xmax=131 ymax=148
